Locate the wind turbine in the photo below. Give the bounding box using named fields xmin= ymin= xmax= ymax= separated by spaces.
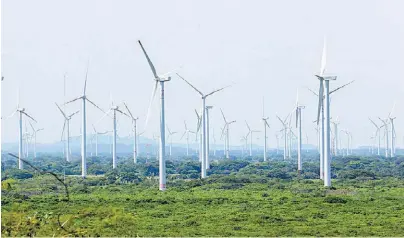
xmin=378 ymin=117 xmax=390 ymax=157
xmin=294 ymin=89 xmax=305 ymax=171
xmin=55 ymin=103 xmax=79 ymax=162
xmin=245 ymin=121 xmax=260 ymax=157
xmin=167 ymin=126 xmax=177 ymax=158
xmin=195 ymin=109 xmax=203 ymax=163
xmin=388 ymin=102 xmax=397 ymax=157
xmin=180 ymin=121 xmax=195 ymax=157
xmin=262 ymin=97 xmax=270 ymax=161
xmin=331 ymin=117 xmax=340 ymax=156
xmin=276 ymin=115 xmax=289 ymax=160
xmin=28 ymin=122 xmax=43 ymax=159
xmin=123 ymin=103 xmax=140 ymax=163
xmin=369 ymin=118 xmax=381 ymax=156
xmin=64 ymin=62 xmax=105 ymax=178
xmin=139 ymin=40 xmax=178 ymax=191
xmin=220 ymin=109 xmax=236 ymax=159
xmin=7 ymin=91 xmax=37 ymax=169
xmin=97 ymin=101 xmax=130 ymax=169
xmin=176 ymin=73 xmax=229 ymax=175
xmin=92 ymin=125 xmax=110 ymax=157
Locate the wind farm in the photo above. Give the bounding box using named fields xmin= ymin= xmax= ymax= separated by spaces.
xmin=1 ymin=1 xmax=404 ymax=237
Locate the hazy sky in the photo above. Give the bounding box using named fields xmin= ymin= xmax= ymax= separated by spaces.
xmin=2 ymin=0 xmax=404 ymax=148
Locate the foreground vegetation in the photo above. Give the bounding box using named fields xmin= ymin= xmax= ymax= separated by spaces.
xmin=2 ymin=154 xmax=404 ymax=236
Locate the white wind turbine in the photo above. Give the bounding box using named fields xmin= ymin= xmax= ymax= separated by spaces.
xmin=7 ymin=90 xmax=37 ymax=169
xmin=56 ymin=103 xmax=79 ymax=162
xmin=195 ymin=109 xmax=203 ymax=162
xmin=220 ymin=109 xmax=236 ymax=159
xmin=276 ymin=115 xmax=289 ymax=160
xmin=378 ymin=117 xmax=390 ymax=157
xmin=138 ymin=40 xmax=178 ymax=191
xmin=176 ymin=73 xmax=229 ymax=175
xmin=28 ymin=122 xmax=43 ymax=159
xmin=369 ymin=118 xmax=381 ymax=156
xmin=388 ymin=102 xmax=397 ymax=157
xmin=330 ymin=117 xmax=340 ymax=156
xmin=64 ymin=63 xmax=105 ymax=178
xmin=96 ymin=101 xmax=130 ymax=169
xmin=294 ymin=90 xmax=305 ymax=172
xmin=262 ymin=97 xmax=270 ymax=161
xmin=167 ymin=126 xmax=177 ymax=158
xmin=180 ymin=121 xmax=195 ymax=157
xmin=92 ymin=125 xmax=110 ymax=157
xmin=123 ymin=103 xmax=140 ymax=163
xmin=245 ymin=121 xmax=260 ymax=157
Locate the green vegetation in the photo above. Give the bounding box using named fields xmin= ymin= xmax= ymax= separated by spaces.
xmin=2 ymin=154 xmax=404 ymax=236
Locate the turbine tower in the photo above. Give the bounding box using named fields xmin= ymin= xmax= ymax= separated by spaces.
xmin=262 ymin=97 xmax=270 ymax=161
xmin=56 ymin=103 xmax=79 ymax=162
xmin=378 ymin=118 xmax=390 ymax=157
xmin=388 ymin=102 xmax=396 ymax=157
xmin=176 ymin=73 xmax=229 ymax=176
xmin=29 ymin=122 xmax=43 ymax=159
xmin=206 ymin=106 xmax=213 ymax=168
xmin=124 ymin=103 xmax=139 ymax=163
xmin=294 ymin=90 xmax=305 ymax=172
xmin=245 ymin=121 xmax=260 ymax=157
xmin=64 ymin=62 xmax=105 ymax=178
xmin=139 ymin=40 xmax=176 ymax=191
xmin=220 ymin=109 xmax=236 ymax=159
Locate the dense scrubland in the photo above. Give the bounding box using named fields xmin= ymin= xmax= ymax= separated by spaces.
xmin=2 ymin=153 xmax=404 ymax=236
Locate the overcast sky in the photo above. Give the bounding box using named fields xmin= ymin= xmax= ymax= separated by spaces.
xmin=2 ymin=0 xmax=404 ymax=149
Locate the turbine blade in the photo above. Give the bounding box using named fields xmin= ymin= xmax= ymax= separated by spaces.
xmin=276 ymin=115 xmax=284 ymax=126
xmin=69 ymin=110 xmax=80 ymax=118
xmin=144 ymin=80 xmax=159 ymax=129
xmin=306 ymin=87 xmax=319 ymax=97
xmin=64 ymin=97 xmax=82 ymax=105
xmin=138 ymin=40 xmax=158 ymax=79
xmin=22 ymin=111 xmax=37 ymax=123
xmin=29 ymin=121 xmax=35 ymax=132
xmin=265 ymin=121 xmax=270 ymax=128
xmin=84 ymin=59 xmax=90 ymax=95
xmin=389 ymin=101 xmax=396 ymax=118
xmin=184 ymin=120 xmax=188 ymax=130
xmin=205 ymin=85 xmax=231 ymax=98
xmin=368 ymin=118 xmax=378 ymax=128
xmin=61 ymin=120 xmax=66 ymax=141
xmin=123 ymin=102 xmax=135 ymax=120
xmin=330 ymin=80 xmax=355 ymax=95
xmin=320 ymin=36 xmax=327 ymax=76
xmin=245 ymin=120 xmax=251 ymax=131
xmin=180 ymin=131 xmax=186 ymax=140
xmin=220 ymin=108 xmax=227 ymax=123
xmin=55 ymin=102 xmax=68 ymax=119
xmin=116 ymin=108 xmax=130 ymax=117
xmin=176 ymin=73 xmax=203 ymax=96
xmin=86 ymin=98 xmax=107 ymax=114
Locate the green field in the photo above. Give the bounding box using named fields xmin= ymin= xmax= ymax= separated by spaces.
xmin=2 ymin=155 xmax=404 ymax=236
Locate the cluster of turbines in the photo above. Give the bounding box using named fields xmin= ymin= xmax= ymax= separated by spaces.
xmin=4 ymin=38 xmax=399 ymax=191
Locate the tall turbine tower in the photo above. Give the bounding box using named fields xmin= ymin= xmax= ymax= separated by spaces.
xmin=245 ymin=121 xmax=260 ymax=157
xmin=176 ymin=74 xmax=229 ymax=175
xmin=262 ymin=97 xmax=270 ymax=161
xmin=139 ymin=40 xmax=175 ymax=191
xmin=206 ymin=106 xmax=213 ymax=168
xmin=123 ymin=103 xmax=139 ymax=163
xmin=388 ymin=103 xmax=396 ymax=157
xmin=56 ymin=103 xmax=79 ymax=162
xmin=294 ymin=90 xmax=305 ymax=172
xmin=64 ymin=63 xmax=105 ymax=178
xmin=330 ymin=117 xmax=340 ymax=156
xmin=220 ymin=109 xmax=236 ymax=159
